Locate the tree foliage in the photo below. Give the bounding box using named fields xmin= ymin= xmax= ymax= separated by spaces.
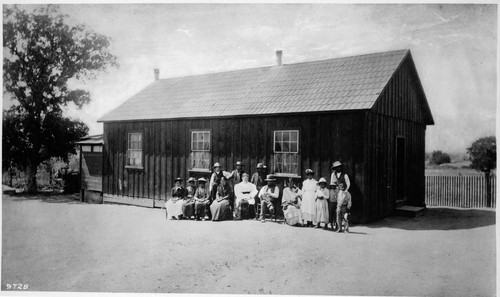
xmin=429 ymin=150 xmax=451 ymax=165
xmin=467 ymin=136 xmax=496 ymax=173
xmin=3 ymin=5 xmax=117 ymax=192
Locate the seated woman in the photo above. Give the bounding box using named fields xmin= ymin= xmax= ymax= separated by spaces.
xmin=182 ymin=177 xmax=197 ymax=219
xmin=194 ymin=177 xmax=210 ymax=221
xmin=282 ymin=177 xmax=304 ymax=226
xmin=210 ymin=177 xmax=233 ymax=221
xmin=165 ymin=177 xmax=186 ymax=220
xmin=233 ymin=173 xmax=258 ymax=220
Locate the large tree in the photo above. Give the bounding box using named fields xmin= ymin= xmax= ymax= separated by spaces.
xmin=467 ymin=136 xmax=496 ymax=207
xmin=3 ymin=5 xmax=117 ymax=192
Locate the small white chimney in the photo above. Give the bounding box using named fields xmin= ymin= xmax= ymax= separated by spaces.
xmin=276 ymin=50 xmax=283 ymax=66
xmin=154 ymin=68 xmax=160 ymax=81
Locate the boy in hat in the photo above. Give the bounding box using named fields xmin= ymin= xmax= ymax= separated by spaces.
xmin=165 ymin=177 xmax=186 ymax=220
xmin=250 ymin=163 xmax=267 ymax=219
xmin=229 ymin=161 xmax=245 ymax=188
xmin=182 ymin=177 xmax=197 ymax=219
xmin=336 ymin=182 xmax=352 ymax=233
xmin=194 ymin=177 xmax=210 ymax=221
xmin=329 ymin=161 xmax=350 ymax=230
xmin=258 ymin=174 xmax=280 ymax=222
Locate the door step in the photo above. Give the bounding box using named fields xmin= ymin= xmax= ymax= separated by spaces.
xmin=395 ymin=199 xmax=406 ymax=208
xmin=394 ymin=206 xmax=425 ymax=218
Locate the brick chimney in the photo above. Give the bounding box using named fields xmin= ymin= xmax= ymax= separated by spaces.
xmin=154 ymin=69 xmax=159 ymax=81
xmin=276 ymin=50 xmax=283 ymax=66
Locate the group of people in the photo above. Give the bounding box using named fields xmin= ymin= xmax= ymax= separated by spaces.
xmin=165 ymin=160 xmax=352 ymax=232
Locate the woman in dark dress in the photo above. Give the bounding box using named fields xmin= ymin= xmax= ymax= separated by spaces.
xmin=210 ymin=177 xmax=233 ymax=221
xmin=194 ymin=177 xmax=210 ymax=220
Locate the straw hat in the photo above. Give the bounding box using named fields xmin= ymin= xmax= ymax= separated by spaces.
xmin=174 ymin=177 xmax=183 ymax=182
xmin=235 ymin=161 xmax=244 ymax=166
xmin=197 ymin=177 xmax=207 ymax=183
xmin=331 ymin=161 xmax=343 ymax=169
xmin=213 ymin=162 xmax=221 ymax=168
xmin=264 ymin=174 xmax=276 ymax=182
xmin=318 ymin=177 xmax=327 ymax=184
xmin=187 ymin=177 xmax=196 ymax=183
xmin=305 ymin=169 xmax=314 ymax=175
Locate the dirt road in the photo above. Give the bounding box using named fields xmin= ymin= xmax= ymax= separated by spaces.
xmin=1 ymin=194 xmax=496 ymax=296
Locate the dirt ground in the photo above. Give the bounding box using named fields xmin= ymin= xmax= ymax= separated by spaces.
xmin=1 ymin=193 xmax=496 ymax=296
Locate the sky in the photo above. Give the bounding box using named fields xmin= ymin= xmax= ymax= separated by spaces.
xmin=3 ymin=3 xmax=497 ymax=155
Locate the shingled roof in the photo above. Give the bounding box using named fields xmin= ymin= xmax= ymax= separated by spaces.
xmin=99 ymin=49 xmax=424 ymax=122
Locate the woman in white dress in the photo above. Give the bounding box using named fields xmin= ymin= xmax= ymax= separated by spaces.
xmin=165 ymin=177 xmax=186 ymax=220
xmin=301 ymin=169 xmax=318 ymax=227
xmin=282 ymin=178 xmax=304 ymax=226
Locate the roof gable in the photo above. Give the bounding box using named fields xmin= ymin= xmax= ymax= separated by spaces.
xmin=99 ymin=49 xmax=410 ymax=122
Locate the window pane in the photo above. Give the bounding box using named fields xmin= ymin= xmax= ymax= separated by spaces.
xmin=282 ymin=142 xmax=290 ymax=152
xmin=283 ymin=132 xmax=290 ymax=142
xmin=204 ymin=141 xmax=210 ymax=151
xmin=275 ymin=142 xmax=282 ymax=152
xmin=290 ymin=142 xmax=298 ymax=152
xmin=291 ymin=131 xmax=298 ymax=141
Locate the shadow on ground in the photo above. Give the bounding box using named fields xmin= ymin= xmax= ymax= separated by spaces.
xmin=4 ymin=193 xmax=82 ymax=204
xmin=361 ymin=207 xmax=495 ymax=231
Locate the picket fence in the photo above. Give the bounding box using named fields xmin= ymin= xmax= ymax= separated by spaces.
xmin=425 ymin=175 xmax=496 ymax=208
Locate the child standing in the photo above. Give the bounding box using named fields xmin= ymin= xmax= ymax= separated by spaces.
xmin=315 ymin=177 xmax=330 ymax=229
xmin=336 ymin=182 xmax=352 ymax=233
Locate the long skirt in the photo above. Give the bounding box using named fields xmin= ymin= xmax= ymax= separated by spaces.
xmin=234 ymin=199 xmax=249 ymax=220
xmin=301 ymin=190 xmax=316 ymax=222
xmin=194 ymin=201 xmax=209 ymax=217
xmin=284 ymin=205 xmax=303 ymax=226
xmin=165 ymin=199 xmax=186 ymax=219
xmin=315 ymin=198 xmax=329 ymax=224
xmin=182 ymin=200 xmax=195 ymax=218
xmin=210 ymin=199 xmax=233 ymax=221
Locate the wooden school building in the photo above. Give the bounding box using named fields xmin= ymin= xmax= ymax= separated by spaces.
xmin=98 ymin=49 xmax=434 ymax=223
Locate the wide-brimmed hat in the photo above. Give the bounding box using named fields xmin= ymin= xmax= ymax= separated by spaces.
xmin=213 ymin=162 xmax=221 ymax=168
xmin=305 ymin=169 xmax=314 ymax=175
xmin=265 ymin=174 xmax=276 ymax=182
xmin=256 ymin=163 xmax=266 ymax=169
xmin=318 ymin=177 xmax=327 ymax=184
xmin=174 ymin=177 xmax=183 ymax=182
xmin=197 ymin=177 xmax=207 ymax=183
xmin=331 ymin=161 xmax=343 ymax=169
xmin=187 ymin=177 xmax=196 ymax=183
xmin=235 ymin=161 xmax=244 ymax=166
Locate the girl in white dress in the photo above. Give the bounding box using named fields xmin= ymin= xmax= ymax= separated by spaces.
xmin=315 ymin=177 xmax=330 ymax=229
xmin=301 ymin=169 xmax=318 ymax=227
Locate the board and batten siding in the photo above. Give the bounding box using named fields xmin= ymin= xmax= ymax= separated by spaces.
xmin=361 ymin=54 xmax=429 ymax=222
xmin=102 ymin=112 xmax=365 ymax=206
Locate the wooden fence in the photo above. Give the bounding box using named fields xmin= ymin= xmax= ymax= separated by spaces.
xmin=425 ymin=175 xmax=496 ymax=208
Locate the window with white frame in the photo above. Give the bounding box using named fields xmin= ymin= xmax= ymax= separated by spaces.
xmin=273 ymin=130 xmax=299 ymax=174
xmin=127 ymin=133 xmax=143 ymax=167
xmin=190 ymin=131 xmax=211 ymax=170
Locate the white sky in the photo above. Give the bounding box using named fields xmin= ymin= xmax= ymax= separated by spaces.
xmin=3 ymin=3 xmax=497 ymax=154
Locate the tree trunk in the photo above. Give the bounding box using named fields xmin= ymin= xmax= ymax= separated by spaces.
xmin=25 ymin=163 xmax=38 ymax=193
xmin=485 ymin=171 xmax=492 ymax=208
